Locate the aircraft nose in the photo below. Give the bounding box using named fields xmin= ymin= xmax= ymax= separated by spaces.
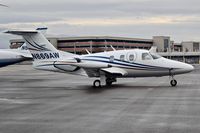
xmin=183 ymin=64 xmax=194 ymax=72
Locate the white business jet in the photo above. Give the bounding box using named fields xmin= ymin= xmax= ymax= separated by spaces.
xmin=0 ymin=28 xmax=48 ymax=68
xmin=0 ymin=43 xmax=32 ymax=67
xmin=5 ymin=29 xmax=194 ymax=87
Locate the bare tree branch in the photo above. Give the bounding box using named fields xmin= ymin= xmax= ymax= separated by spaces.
xmin=0 ymin=4 xmax=9 ymax=7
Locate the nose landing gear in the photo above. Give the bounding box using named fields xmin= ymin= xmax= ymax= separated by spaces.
xmin=169 ymin=68 xmax=177 ymax=87
xmin=170 ymin=79 xmax=177 ymax=87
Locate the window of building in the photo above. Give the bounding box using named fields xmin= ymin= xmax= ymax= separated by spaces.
xmin=164 ymin=39 xmax=169 ymax=52
xmin=142 ymin=53 xmax=152 ymax=60
xmin=193 ymin=43 xmax=199 ymax=52
xmin=120 ymin=55 xmax=125 ymax=61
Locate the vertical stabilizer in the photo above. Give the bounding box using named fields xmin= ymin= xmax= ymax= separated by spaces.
xmin=5 ymin=30 xmax=60 ymax=61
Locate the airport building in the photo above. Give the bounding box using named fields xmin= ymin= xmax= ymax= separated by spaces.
xmin=159 ymin=41 xmax=200 ymax=64
xmin=10 ymin=36 xmax=200 ymax=64
xmin=10 ymin=36 xmax=153 ymax=54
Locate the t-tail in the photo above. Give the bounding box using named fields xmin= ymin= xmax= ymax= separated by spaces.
xmin=5 ymin=30 xmax=60 ymax=59
xmin=18 ymin=27 xmax=48 ymax=51
xmin=5 ymin=29 xmax=76 ymax=71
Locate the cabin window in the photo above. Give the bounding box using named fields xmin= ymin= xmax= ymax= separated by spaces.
xmin=129 ymin=54 xmax=135 ymax=61
xmin=110 ymin=55 xmax=114 ymax=62
xmin=120 ymin=55 xmax=125 ymax=61
xmin=142 ymin=53 xmax=152 ymax=60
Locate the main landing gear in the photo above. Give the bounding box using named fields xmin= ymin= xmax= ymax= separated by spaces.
xmin=106 ymin=77 xmax=116 ymax=86
xmin=93 ymin=77 xmax=116 ymax=88
xmin=93 ymin=80 xmax=101 ymax=88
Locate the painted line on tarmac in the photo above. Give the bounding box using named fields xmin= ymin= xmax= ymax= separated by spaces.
xmin=0 ymin=98 xmax=28 ymax=104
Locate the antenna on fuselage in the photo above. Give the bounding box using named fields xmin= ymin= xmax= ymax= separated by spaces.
xmin=85 ymin=49 xmax=91 ymax=54
xmin=110 ymin=45 xmax=116 ymax=51
xmin=149 ymin=46 xmax=157 ymax=53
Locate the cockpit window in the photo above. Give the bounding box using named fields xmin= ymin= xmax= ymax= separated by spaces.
xmin=150 ymin=53 xmax=162 ymax=59
xmin=142 ymin=53 xmax=152 ymax=60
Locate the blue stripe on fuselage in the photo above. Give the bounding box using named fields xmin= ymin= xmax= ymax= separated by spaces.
xmin=83 ymin=56 xmax=168 ymax=70
xmin=36 ymin=62 xmax=168 ymax=71
xmin=81 ymin=59 xmax=167 ymax=70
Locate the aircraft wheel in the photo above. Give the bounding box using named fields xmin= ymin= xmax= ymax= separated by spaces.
xmin=170 ymin=79 xmax=177 ymax=87
xmin=93 ymin=80 xmax=101 ymax=88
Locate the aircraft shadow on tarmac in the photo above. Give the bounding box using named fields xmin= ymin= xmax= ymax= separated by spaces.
xmin=81 ymin=84 xmax=189 ymax=94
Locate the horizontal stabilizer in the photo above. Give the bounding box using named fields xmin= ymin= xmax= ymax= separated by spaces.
xmin=5 ymin=30 xmax=38 ymax=35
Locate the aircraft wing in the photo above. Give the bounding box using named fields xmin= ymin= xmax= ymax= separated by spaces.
xmin=11 ymin=50 xmax=32 ymax=58
xmin=83 ymin=67 xmax=128 ymax=77
xmin=83 ymin=68 xmax=100 ymax=77
xmin=0 ymin=49 xmax=32 ymax=59
xmin=101 ymin=67 xmax=128 ymax=76
xmin=19 ymin=52 xmax=32 ymax=58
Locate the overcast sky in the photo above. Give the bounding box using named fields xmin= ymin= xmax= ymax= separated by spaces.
xmin=0 ymin=0 xmax=200 ymax=48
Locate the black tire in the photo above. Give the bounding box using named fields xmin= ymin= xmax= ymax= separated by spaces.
xmin=93 ymin=80 xmax=101 ymax=88
xmin=170 ymin=79 xmax=177 ymax=87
